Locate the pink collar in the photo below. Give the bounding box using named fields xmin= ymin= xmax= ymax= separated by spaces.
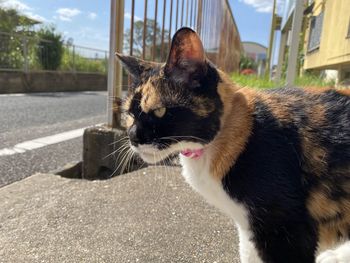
xmin=180 ymin=148 xmax=204 ymax=159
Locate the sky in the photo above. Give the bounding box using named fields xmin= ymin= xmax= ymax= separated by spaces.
xmin=0 ymin=0 xmax=284 ymax=54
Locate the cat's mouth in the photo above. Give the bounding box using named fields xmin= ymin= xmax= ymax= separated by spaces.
xmin=131 ymin=142 xmax=205 ymax=164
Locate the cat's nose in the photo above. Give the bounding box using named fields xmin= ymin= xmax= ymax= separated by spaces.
xmin=128 ymin=125 xmax=140 ymax=146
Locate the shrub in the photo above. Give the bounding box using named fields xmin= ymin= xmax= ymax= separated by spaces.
xmin=239 ymin=55 xmax=258 ymax=71
xmin=60 ymin=47 xmax=107 ymax=73
xmin=36 ymin=26 xmax=63 ymax=70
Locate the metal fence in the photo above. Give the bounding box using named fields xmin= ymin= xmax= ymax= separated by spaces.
xmin=124 ymin=0 xmax=241 ymax=73
xmin=0 ymin=31 xmax=108 ymax=73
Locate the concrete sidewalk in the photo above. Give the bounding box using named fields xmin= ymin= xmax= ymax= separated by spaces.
xmin=0 ymin=166 xmax=240 ymax=263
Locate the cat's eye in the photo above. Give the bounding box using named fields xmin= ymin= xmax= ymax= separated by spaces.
xmin=153 ymin=107 xmax=166 ymax=118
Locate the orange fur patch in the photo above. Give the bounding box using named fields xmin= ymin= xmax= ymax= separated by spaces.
xmin=336 ymin=88 xmax=350 ymax=96
xmin=303 ymin=86 xmax=332 ymax=93
xmin=317 ymin=211 xmax=350 ymax=251
xmin=125 ymin=115 xmax=134 ymax=128
xmin=139 ymin=80 xmax=162 ymax=113
xmin=308 ymin=189 xmax=341 ymax=220
xmin=123 ymin=96 xmax=132 ymax=112
xmin=209 ymin=72 xmax=254 ymax=180
xmin=257 ymin=92 xmax=299 ymax=123
xmin=308 ymin=187 xmax=350 ymax=250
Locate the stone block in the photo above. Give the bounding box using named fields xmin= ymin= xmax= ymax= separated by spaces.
xmin=82 ymin=125 xmax=145 ymax=179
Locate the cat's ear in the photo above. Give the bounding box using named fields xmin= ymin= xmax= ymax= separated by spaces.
xmin=115 ymin=53 xmax=147 ymax=80
xmin=164 ymin=27 xmax=207 ymax=87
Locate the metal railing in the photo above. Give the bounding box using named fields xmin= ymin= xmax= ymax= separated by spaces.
xmin=0 ymin=31 xmax=108 ymax=74
xmin=124 ymin=0 xmax=241 ymax=72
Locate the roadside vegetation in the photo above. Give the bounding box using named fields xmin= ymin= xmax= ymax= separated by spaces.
xmin=60 ymin=48 xmax=107 ymax=73
xmin=231 ymin=73 xmax=335 ymax=89
xmin=231 ymin=73 xmax=280 ymax=89
xmin=0 ymin=8 xmax=107 ymax=73
xmin=234 ymin=55 xmax=335 ymax=89
xmin=36 ymin=26 xmax=64 ymax=70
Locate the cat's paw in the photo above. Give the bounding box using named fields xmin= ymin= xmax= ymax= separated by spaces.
xmin=316 ymin=242 xmax=350 ymax=263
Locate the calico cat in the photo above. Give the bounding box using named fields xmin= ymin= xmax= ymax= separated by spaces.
xmin=116 ymin=27 xmax=350 ymax=263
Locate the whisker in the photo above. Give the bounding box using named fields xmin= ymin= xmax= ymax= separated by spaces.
xmin=159 ymin=135 xmax=207 ymax=143
xmin=108 ymin=136 xmax=129 ymax=146
xmin=112 ymin=147 xmax=132 ymax=176
xmin=121 ymin=149 xmax=133 ymax=174
xmin=103 ymin=141 xmax=130 ymax=159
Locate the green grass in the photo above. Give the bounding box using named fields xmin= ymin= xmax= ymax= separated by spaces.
xmin=60 ymin=48 xmax=107 ymax=74
xmin=295 ymin=74 xmax=335 ymax=87
xmin=231 ymin=73 xmax=281 ymax=89
xmin=231 ymin=73 xmax=335 ymax=89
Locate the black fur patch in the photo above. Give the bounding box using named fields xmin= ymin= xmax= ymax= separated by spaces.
xmin=318 ymin=90 xmax=350 ymax=170
xmin=222 ymin=99 xmax=317 ymax=263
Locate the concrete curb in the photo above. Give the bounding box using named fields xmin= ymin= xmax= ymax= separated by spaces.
xmin=82 ymin=125 xmax=146 ymax=180
xmin=0 ymin=166 xmax=240 ymax=262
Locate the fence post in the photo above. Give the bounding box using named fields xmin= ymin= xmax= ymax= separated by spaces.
xmin=72 ymin=45 xmax=76 ymax=72
xmin=286 ymin=0 xmax=304 ymax=86
xmin=168 ymin=0 xmax=173 ymax=50
xmin=22 ymin=36 xmax=28 ymax=73
xmin=105 ymin=51 xmax=108 ymax=73
xmin=196 ymin=0 xmax=202 ymax=35
xmin=160 ymin=0 xmax=166 ymax=61
xmin=275 ymin=30 xmax=288 ymax=82
xmin=107 ymin=0 xmax=124 ymax=128
xmin=266 ymin=0 xmax=277 ymax=78
xmin=130 ymin=0 xmax=135 ymax=56
xmin=142 ymin=0 xmax=148 ymax=60
xmin=152 ymin=0 xmax=158 ymax=61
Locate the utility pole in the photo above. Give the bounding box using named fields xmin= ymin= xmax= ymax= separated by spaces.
xmin=265 ymin=0 xmax=277 ymax=78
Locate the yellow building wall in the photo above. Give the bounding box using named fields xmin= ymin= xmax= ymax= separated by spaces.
xmin=303 ymin=0 xmax=350 ymax=70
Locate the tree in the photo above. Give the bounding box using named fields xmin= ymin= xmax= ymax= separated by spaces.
xmin=36 ymin=26 xmax=63 ymax=70
xmin=123 ymin=19 xmax=169 ymax=61
xmin=0 ymin=8 xmax=41 ymax=69
xmin=0 ymin=8 xmax=40 ymax=33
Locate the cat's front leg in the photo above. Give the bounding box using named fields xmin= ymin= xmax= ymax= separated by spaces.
xmin=316 ymin=241 xmax=350 ymax=263
xmin=238 ymin=227 xmax=263 ymax=263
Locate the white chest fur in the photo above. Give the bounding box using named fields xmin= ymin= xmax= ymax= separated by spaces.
xmin=179 ymin=153 xmax=263 ymax=263
xmin=179 ymin=153 xmax=249 ymax=228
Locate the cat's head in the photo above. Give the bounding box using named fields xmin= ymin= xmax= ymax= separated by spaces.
xmin=117 ymin=27 xmax=223 ymax=164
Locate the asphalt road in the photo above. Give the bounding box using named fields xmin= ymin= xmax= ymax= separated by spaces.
xmin=0 ymin=91 xmax=107 ymax=187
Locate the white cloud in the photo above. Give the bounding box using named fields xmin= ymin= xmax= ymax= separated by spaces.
xmin=124 ymin=12 xmax=142 ymax=22
xmin=87 ymin=12 xmax=97 ymax=20
xmin=239 ymin=0 xmax=283 ymax=13
xmin=0 ymin=0 xmax=47 ymax=22
xmin=56 ymin=8 xmax=81 ymax=22
xmin=0 ymin=0 xmax=32 ymax=11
